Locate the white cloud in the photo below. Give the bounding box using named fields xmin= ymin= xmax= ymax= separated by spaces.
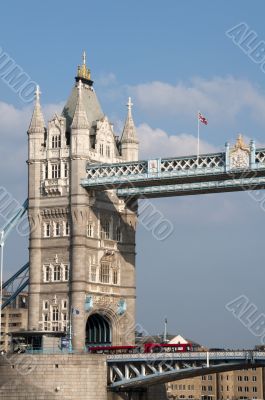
xmin=137 ymin=123 xmax=218 ymax=159
xmin=130 ymin=77 xmax=265 ymax=125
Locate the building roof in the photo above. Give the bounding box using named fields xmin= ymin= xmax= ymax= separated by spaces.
xmin=62 ymin=82 xmax=104 ymax=132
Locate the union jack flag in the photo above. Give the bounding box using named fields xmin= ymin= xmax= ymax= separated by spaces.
xmin=198 ymin=112 xmax=208 ymax=125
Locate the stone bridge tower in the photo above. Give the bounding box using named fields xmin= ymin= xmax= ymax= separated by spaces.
xmin=27 ymin=53 xmax=139 ymax=350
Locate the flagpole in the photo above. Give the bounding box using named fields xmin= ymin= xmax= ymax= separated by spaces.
xmin=197 ymin=110 xmax=200 ymax=161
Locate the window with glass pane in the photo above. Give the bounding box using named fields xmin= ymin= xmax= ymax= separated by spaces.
xmin=87 ymin=223 xmax=93 ymax=237
xmin=64 ymin=163 xmax=68 ymax=178
xmin=52 ymin=307 xmax=59 ymax=321
xmin=52 ymin=164 xmax=60 ymax=178
xmin=116 ymin=227 xmax=121 ymax=242
xmin=55 ymin=222 xmax=60 ymax=236
xmin=45 ymin=223 xmax=51 ymax=237
xmin=113 ymin=269 xmax=118 ymax=285
xmin=101 ymin=220 xmax=110 ymax=239
xmin=100 ymin=263 xmax=110 ymax=283
xmin=90 ymin=265 xmax=97 ymax=282
xmin=53 ymin=265 xmax=61 ymax=281
xmin=65 ymin=221 xmax=70 ymax=236
xmin=64 ymin=265 xmax=69 ymax=281
xmin=45 ymin=266 xmax=50 ymax=282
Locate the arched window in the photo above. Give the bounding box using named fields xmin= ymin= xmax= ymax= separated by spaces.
xmin=53 ymin=265 xmax=61 ymax=281
xmin=101 ymin=219 xmax=110 ymax=239
xmin=100 ymin=263 xmax=110 ymax=283
xmin=52 ymin=307 xmax=59 ymax=321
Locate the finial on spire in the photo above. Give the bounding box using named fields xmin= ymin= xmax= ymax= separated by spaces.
xmin=35 ymin=85 xmax=41 ymax=102
xmin=76 ymin=50 xmax=93 ymax=86
xmin=127 ymin=97 xmax=133 ymax=112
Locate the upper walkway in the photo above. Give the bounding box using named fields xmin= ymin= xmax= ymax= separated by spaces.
xmin=81 ymin=139 xmax=265 ymax=198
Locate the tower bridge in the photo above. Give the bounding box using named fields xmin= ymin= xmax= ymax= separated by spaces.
xmin=0 ymin=54 xmax=264 ymax=399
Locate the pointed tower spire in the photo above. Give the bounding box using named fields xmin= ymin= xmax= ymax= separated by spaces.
xmin=121 ymin=97 xmax=138 ymax=144
xmin=71 ymin=80 xmax=89 ymax=129
xmin=28 ymin=85 xmax=45 ymax=133
xmin=120 ymin=97 xmax=139 ymax=161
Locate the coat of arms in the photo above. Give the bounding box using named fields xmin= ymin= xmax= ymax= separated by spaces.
xmin=230 ymin=135 xmax=250 ymax=170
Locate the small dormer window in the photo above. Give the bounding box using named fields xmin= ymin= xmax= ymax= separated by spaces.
xmin=52 ymin=135 xmax=61 ymax=149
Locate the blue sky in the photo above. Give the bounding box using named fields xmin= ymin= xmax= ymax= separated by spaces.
xmin=2 ymin=0 xmax=265 ymax=348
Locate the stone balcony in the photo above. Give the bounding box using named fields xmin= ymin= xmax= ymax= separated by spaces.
xmin=43 ymin=178 xmax=69 ymax=195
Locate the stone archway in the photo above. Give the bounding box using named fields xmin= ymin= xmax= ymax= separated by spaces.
xmin=86 ymin=313 xmax=112 ymax=346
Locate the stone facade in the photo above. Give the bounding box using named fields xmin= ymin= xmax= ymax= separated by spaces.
xmin=27 ymin=56 xmax=139 ymax=351
xmin=0 ymin=354 xmax=108 ymax=399
xmin=167 ymin=368 xmax=265 ymax=399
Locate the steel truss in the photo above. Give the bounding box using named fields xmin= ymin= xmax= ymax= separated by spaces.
xmin=107 ymin=351 xmax=265 ymax=391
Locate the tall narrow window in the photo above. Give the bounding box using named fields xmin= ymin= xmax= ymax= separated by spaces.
xmin=45 ymin=164 xmax=48 ymax=179
xmin=52 ymin=135 xmax=61 ymax=149
xmin=64 ymin=163 xmax=68 ymax=178
xmin=116 ymin=227 xmax=121 ymax=242
xmin=55 ymin=222 xmax=60 ymax=237
xmin=99 ymin=143 xmax=104 ymax=156
xmin=51 ymin=164 xmax=60 ymax=178
xmin=100 ymin=263 xmax=110 ymax=283
xmin=44 ymin=266 xmax=50 ymax=282
xmin=113 ymin=268 xmax=118 ymax=285
xmin=45 ymin=223 xmax=51 ymax=238
xmin=52 ymin=307 xmax=59 ymax=321
xmin=53 ymin=265 xmax=61 ymax=281
xmin=87 ymin=223 xmax=93 ymax=237
xmin=64 ymin=265 xmax=69 ymax=281
xmin=90 ymin=265 xmax=97 ymax=282
xmin=101 ymin=220 xmax=110 ymax=239
xmin=65 ymin=221 xmax=70 ymax=236
xmin=106 ymin=145 xmax=110 ymax=157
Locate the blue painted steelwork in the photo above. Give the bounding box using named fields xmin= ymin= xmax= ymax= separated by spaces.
xmin=2 ymin=262 xmax=29 ymax=310
xmin=0 ymin=199 xmax=29 ymax=310
xmin=81 ymin=147 xmax=265 ymax=198
xmin=117 ymin=173 xmax=265 ymax=198
xmin=107 ymin=351 xmax=265 ymax=390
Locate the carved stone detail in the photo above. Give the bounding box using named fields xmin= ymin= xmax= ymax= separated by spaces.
xmin=230 ymin=134 xmax=250 ymax=170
